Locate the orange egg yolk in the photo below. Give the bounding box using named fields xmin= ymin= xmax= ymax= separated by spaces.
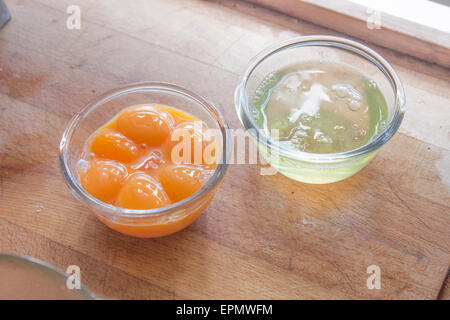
xmin=90 ymin=128 xmax=139 ymax=163
xmin=159 ymin=166 xmax=203 ymax=203
xmin=116 ymin=105 xmax=174 ymax=146
xmin=77 ymin=104 xmax=217 ymax=210
xmin=116 ymin=173 xmax=170 ymax=210
xmin=169 ymin=121 xmax=215 ymax=166
xmin=80 ymin=159 xmax=128 ymax=203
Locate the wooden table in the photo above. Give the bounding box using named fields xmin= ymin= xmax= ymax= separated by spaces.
xmin=0 ymin=0 xmax=449 ymax=299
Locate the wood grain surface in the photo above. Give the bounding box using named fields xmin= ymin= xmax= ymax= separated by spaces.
xmin=243 ymin=0 xmax=450 ymax=67
xmin=0 ymin=0 xmax=449 ymax=299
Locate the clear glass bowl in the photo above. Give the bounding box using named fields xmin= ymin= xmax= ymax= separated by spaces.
xmin=60 ymin=82 xmax=231 ymax=238
xmin=0 ymin=253 xmax=97 ymax=300
xmin=235 ymin=35 xmax=405 ymax=184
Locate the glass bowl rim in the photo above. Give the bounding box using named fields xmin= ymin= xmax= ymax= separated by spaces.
xmin=235 ymin=35 xmax=406 ymax=162
xmin=0 ymin=253 xmax=98 ymax=299
xmin=59 ymin=81 xmax=231 ymax=218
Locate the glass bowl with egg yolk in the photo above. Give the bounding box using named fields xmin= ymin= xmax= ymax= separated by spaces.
xmin=60 ymin=82 xmax=231 ymax=238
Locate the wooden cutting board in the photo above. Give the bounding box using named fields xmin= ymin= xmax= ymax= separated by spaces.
xmin=0 ymin=0 xmax=449 ymax=299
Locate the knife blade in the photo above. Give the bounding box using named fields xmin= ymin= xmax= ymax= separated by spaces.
xmin=0 ymin=0 xmax=11 ymax=30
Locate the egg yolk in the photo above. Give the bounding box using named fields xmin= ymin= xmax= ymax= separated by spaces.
xmin=78 ymin=104 xmax=217 ymax=212
xmin=116 ymin=105 xmax=174 ymax=146
xmin=170 ymin=121 xmax=209 ymax=165
xmin=159 ymin=166 xmax=203 ymax=202
xmin=80 ymin=160 xmax=127 ymax=203
xmin=116 ymin=173 xmax=170 ymax=210
xmin=90 ymin=128 xmax=139 ymax=163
